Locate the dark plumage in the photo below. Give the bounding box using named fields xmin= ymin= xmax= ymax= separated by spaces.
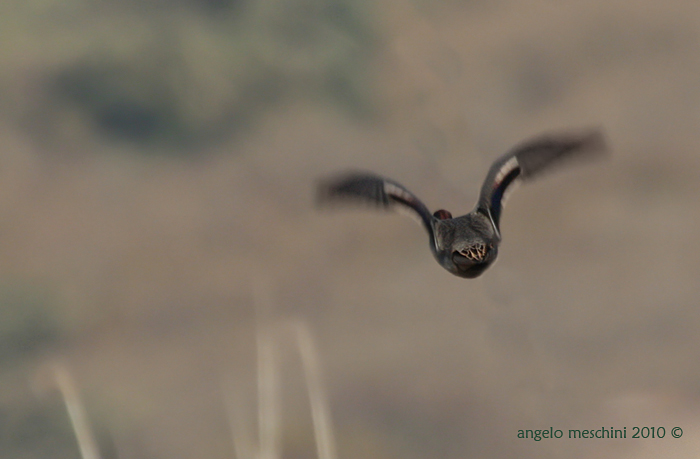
xmin=317 ymin=129 xmax=607 ymax=278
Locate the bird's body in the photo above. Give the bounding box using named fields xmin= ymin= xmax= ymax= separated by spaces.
xmin=317 ymin=129 xmax=606 ymax=278
xmin=431 ymin=211 xmax=498 ymax=278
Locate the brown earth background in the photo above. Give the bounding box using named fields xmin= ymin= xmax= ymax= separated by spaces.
xmin=1 ymin=0 xmax=700 ymax=458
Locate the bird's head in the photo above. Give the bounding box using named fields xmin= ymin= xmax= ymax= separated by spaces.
xmin=432 ymin=212 xmax=499 ymax=278
xmin=449 ymin=239 xmax=497 ymax=278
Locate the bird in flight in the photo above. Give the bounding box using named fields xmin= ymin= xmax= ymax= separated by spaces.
xmin=317 ymin=129 xmax=607 ymax=278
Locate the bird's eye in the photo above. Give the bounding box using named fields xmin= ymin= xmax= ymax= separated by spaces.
xmin=433 ymin=209 xmax=452 ymax=220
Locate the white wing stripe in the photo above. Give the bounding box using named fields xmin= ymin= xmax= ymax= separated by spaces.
xmin=383 ymin=182 xmax=413 ymax=202
xmin=494 ymin=156 xmax=519 ymax=188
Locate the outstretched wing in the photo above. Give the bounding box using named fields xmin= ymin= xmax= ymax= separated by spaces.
xmin=477 ymin=129 xmax=607 ymax=231
xmin=317 ymin=172 xmax=435 ymax=238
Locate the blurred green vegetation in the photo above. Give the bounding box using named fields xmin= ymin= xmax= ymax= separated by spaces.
xmin=0 ymin=283 xmax=78 ymax=459
xmin=3 ymin=0 xmax=377 ymax=153
xmin=0 ymin=398 xmax=80 ymax=459
xmin=0 ymin=283 xmax=62 ymax=367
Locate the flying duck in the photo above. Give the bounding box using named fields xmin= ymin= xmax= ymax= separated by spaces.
xmin=317 ymin=129 xmax=607 ymax=278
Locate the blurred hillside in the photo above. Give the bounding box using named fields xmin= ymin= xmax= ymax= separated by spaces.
xmin=2 ymin=0 xmax=375 ymax=152
xmin=1 ymin=0 xmax=700 ymax=458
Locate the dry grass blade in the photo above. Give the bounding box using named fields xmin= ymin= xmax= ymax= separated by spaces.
xmin=224 ymin=376 xmax=255 ymax=459
xmin=291 ymin=321 xmax=337 ymax=459
xmin=52 ymin=363 xmax=102 ymax=459
xmin=224 ymin=319 xmax=337 ymax=459
xmin=257 ymin=326 xmax=280 ymax=459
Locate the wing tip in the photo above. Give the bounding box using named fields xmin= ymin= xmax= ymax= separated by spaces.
xmin=315 ymin=177 xmax=335 ymax=208
xmin=518 ymin=126 xmax=610 ymax=178
xmin=314 ymin=170 xmax=385 ymax=209
xmin=575 ymin=127 xmax=609 ymax=157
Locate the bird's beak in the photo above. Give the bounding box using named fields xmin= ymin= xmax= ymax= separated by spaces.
xmin=451 ymin=251 xmax=491 ymax=278
xmin=452 ymin=252 xmax=475 ymax=269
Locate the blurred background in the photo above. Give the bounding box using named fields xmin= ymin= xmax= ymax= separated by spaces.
xmin=1 ymin=0 xmax=700 ymax=458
